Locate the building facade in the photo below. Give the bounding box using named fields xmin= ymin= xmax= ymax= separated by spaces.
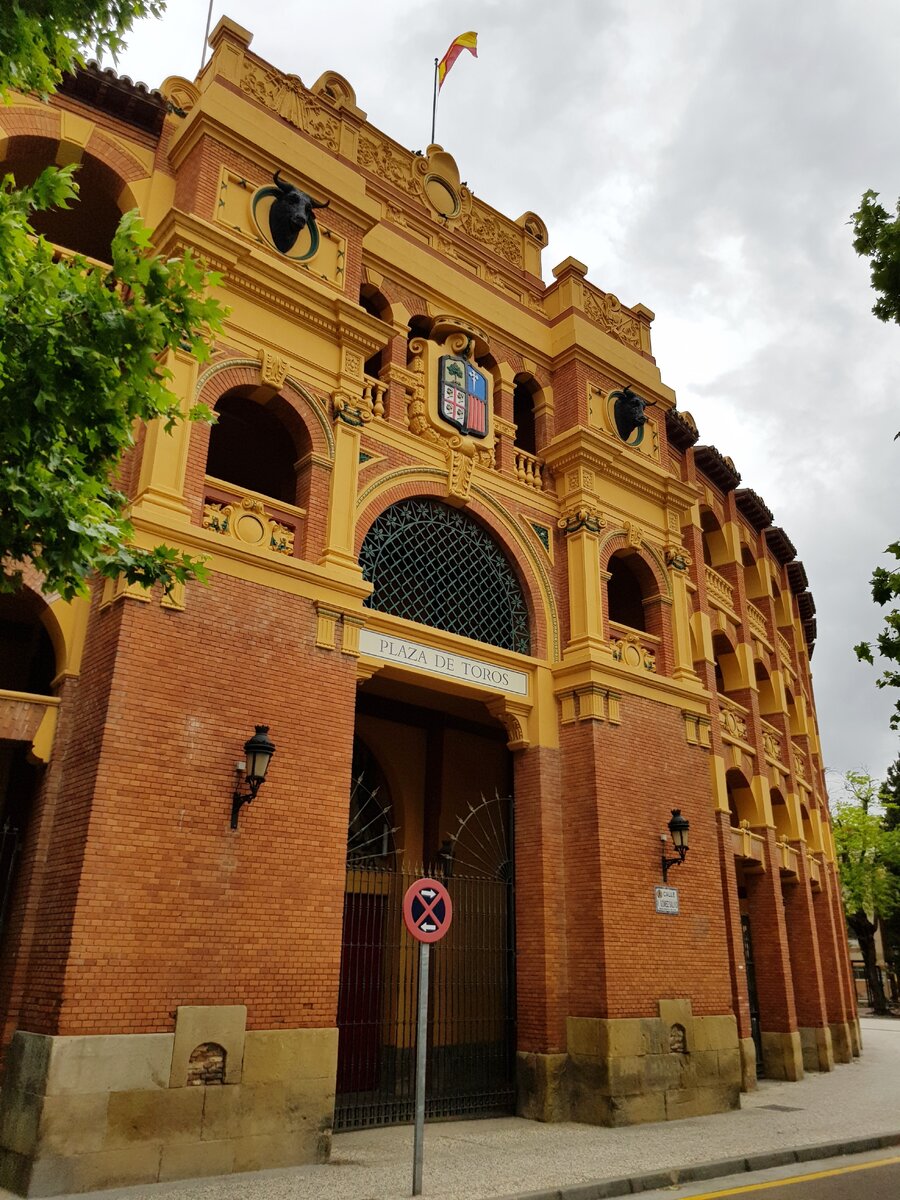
xmin=0 ymin=18 xmax=859 ymax=1195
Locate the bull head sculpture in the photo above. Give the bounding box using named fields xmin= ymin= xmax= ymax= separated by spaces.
xmin=611 ymin=384 xmax=657 ymax=442
xmin=268 ymin=171 xmax=330 ymax=254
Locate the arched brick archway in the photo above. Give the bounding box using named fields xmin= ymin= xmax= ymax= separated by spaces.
xmin=186 ymin=358 xmax=334 ymax=561
xmin=356 ymin=481 xmax=553 ymax=662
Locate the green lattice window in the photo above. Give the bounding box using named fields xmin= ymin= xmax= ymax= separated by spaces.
xmin=359 ymin=500 xmax=530 ymax=654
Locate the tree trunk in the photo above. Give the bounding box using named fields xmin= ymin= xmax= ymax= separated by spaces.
xmin=849 ymin=910 xmax=889 ymax=1014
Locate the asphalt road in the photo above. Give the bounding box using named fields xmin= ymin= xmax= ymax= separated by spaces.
xmin=634 ymin=1150 xmax=900 ymax=1199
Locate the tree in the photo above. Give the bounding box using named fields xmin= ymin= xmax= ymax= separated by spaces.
xmin=850 ymin=191 xmax=900 ymax=728
xmin=0 ymin=2 xmax=162 ymax=97
xmin=878 ymin=755 xmax=900 ymax=1000
xmin=0 ymin=2 xmax=224 ymax=601
xmin=831 ymin=771 xmax=900 ymax=1014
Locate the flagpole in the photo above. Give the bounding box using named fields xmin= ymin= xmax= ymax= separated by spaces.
xmin=200 ymin=0 xmax=215 ymax=70
xmin=430 ymin=57 xmax=439 ymax=145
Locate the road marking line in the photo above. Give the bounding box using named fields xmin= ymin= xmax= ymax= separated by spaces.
xmin=674 ymin=1154 xmax=900 ymax=1198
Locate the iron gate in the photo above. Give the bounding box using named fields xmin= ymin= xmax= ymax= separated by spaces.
xmin=0 ymin=819 xmax=21 ymax=941
xmin=741 ymin=915 xmax=764 ymax=1077
xmin=335 ymin=792 xmax=516 ymax=1130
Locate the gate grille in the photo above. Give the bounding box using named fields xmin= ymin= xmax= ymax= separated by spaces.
xmin=336 ymin=794 xmax=516 ymax=1131
xmin=0 ymin=819 xmax=21 ymax=940
xmin=359 ymin=499 xmax=531 ymax=655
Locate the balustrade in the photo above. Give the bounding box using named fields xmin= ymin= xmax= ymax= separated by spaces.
xmin=362 ymin=374 xmax=387 ymax=419
xmin=776 ymin=839 xmax=799 ymax=876
xmin=513 ymin=447 xmax=545 ymax=490
xmin=202 ymin=477 xmax=305 ymax=558
xmin=791 ymin=742 xmax=809 ymax=783
xmin=608 ymin=621 xmax=660 ymax=673
xmin=705 ymin=564 xmax=736 ymax=613
xmin=718 ymin=693 xmax=749 ymax=742
xmin=747 ymin=600 xmax=769 ymax=641
xmin=761 ymin=719 xmax=782 ymax=762
xmin=777 ymin=630 xmax=794 ymax=672
xmin=731 ymin=823 xmax=766 ymax=863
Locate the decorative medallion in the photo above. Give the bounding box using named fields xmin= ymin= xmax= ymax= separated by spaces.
xmin=251 ymin=172 xmax=330 ymax=260
xmin=438 ymin=354 xmax=488 ymax=439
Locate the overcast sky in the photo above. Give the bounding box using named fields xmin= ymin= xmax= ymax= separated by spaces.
xmin=108 ymin=1 xmax=900 ymax=785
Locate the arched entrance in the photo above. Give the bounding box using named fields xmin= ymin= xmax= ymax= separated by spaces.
xmin=334 ymin=677 xmax=516 ymax=1130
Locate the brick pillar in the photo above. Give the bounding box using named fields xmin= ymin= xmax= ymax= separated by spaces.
xmin=812 ymin=869 xmax=852 ymax=1062
xmin=743 ymin=828 xmax=802 ymax=1079
xmin=824 ymin=862 xmax=861 ymax=1055
xmin=782 ymin=850 xmax=833 ymax=1071
xmin=513 ymin=743 xmax=569 ymax=1120
xmin=714 ymin=812 xmax=756 ymax=1089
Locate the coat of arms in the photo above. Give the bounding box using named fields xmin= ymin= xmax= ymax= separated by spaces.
xmin=438 ymin=355 xmax=488 ymax=439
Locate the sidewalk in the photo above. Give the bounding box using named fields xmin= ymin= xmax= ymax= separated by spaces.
xmin=5 ymin=1017 xmax=899 ymax=1200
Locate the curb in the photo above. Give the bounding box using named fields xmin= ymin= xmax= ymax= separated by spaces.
xmin=496 ymin=1130 xmax=900 ymax=1199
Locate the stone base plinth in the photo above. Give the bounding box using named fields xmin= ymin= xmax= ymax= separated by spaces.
xmin=738 ymin=1037 xmax=758 ymax=1091
xmin=799 ymin=1025 xmax=834 ymax=1072
xmin=520 ymin=1000 xmax=741 ymax=1129
xmin=516 ymin=1052 xmax=568 ymax=1122
xmin=829 ymin=1021 xmax=853 ymax=1063
xmin=0 ymin=1009 xmax=337 ymax=1197
xmin=760 ymin=1029 xmax=804 ymax=1080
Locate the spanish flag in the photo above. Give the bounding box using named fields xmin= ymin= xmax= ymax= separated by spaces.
xmin=437 ymin=31 xmax=478 ymax=90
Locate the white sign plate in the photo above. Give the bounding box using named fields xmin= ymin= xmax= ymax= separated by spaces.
xmin=655 ymin=886 xmax=679 ymax=915
xmin=358 ymin=630 xmax=529 ymax=696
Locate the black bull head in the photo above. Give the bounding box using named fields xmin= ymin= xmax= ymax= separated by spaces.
xmin=268 ymin=171 xmax=330 ymax=254
xmin=612 ymin=385 xmax=657 ymax=442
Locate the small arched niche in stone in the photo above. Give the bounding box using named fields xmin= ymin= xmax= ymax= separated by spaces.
xmin=669 ymin=1023 xmax=688 ymax=1054
xmin=186 ymin=1042 xmax=227 ymax=1085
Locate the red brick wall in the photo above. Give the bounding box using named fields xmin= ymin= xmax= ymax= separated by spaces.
xmin=20 ymin=574 xmax=359 ymax=1035
xmin=562 ymin=695 xmax=734 ymax=1019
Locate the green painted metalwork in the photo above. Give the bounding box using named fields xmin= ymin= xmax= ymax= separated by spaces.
xmin=359 ymin=499 xmax=530 ymax=654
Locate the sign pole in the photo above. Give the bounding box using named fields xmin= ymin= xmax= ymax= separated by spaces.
xmin=412 ymin=940 xmax=430 ymax=1196
xmin=402 ymin=876 xmax=451 ymax=1198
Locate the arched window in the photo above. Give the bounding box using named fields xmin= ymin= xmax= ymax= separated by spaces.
xmin=206 ymin=391 xmax=305 ymax=506
xmin=359 ymin=499 xmax=530 ymax=654
xmin=512 ymin=374 xmax=539 ymax=456
xmin=700 ymin=509 xmax=727 ymax=569
xmin=359 ymin=285 xmax=392 ymax=378
xmin=712 ymin=632 xmax=742 ymax=694
xmin=607 ymin=552 xmax=647 ymax=631
xmin=1 ymin=137 xmax=124 ymax=262
xmin=755 ymin=662 xmax=778 ymax=716
xmin=742 ymin=543 xmax=764 ymax=600
xmin=727 ymin=769 xmax=757 ymax=826
xmin=770 ymin=788 xmax=793 ymax=840
xmin=0 ymin=593 xmax=56 ymax=696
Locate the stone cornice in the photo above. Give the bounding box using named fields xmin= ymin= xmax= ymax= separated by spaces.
xmin=152 ymin=211 xmax=384 ymax=359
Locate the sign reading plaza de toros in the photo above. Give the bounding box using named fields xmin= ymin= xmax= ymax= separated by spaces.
xmin=358 ymin=629 xmax=529 ymax=696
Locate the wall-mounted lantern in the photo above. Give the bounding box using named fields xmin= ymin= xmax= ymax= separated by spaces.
xmin=230 ymin=725 xmax=276 ymax=830
xmin=661 ymin=808 xmax=690 ymax=883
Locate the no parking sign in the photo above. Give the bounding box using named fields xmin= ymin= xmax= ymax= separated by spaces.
xmin=403 ymin=876 xmax=453 ymax=1195
xmin=403 ymin=877 xmax=453 ymax=944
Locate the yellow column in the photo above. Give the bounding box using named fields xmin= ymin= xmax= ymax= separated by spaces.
xmin=561 ymin=516 xmax=605 ymax=658
xmin=132 ymin=349 xmax=198 ymax=525
xmin=320 ymin=415 xmax=363 ymax=575
xmin=669 ymin=565 xmax=697 ymax=682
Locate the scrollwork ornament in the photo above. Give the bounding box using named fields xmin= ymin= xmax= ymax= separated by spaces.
xmin=559 ymin=506 xmax=605 ymax=535
xmin=332 ymin=391 xmax=371 ymax=427
xmin=665 ymin=547 xmax=692 ymax=572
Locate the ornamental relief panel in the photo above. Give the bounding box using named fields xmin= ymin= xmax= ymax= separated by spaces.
xmin=203 ymin=495 xmax=297 ymax=556
xmin=239 ymin=60 xmax=340 ymax=151
xmin=583 ymin=285 xmax=642 ymax=350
